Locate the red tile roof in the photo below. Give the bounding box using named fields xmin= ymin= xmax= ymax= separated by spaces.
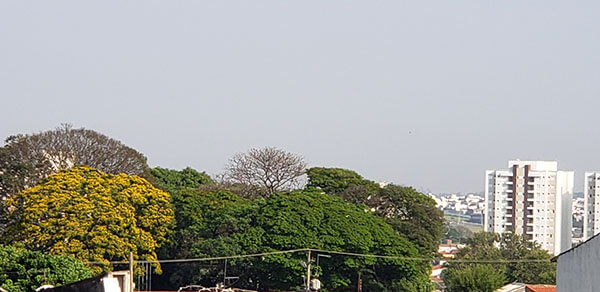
xmin=525 ymin=284 xmax=556 ymax=292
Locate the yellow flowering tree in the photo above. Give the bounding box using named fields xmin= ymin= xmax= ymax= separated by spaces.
xmin=2 ymin=166 xmax=174 ymax=273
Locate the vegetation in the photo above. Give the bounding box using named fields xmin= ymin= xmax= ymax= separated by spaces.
xmin=305 ymin=167 xmax=380 ymax=203
xmin=0 ymin=126 xmax=447 ymax=291
xmin=0 ymin=245 xmax=92 ymax=292
xmin=225 ymin=147 xmax=307 ymax=196
xmin=442 ymin=264 xmax=506 ymax=292
xmin=156 ymin=190 xmax=432 ymax=292
xmin=442 ymin=232 xmax=556 ymax=292
xmin=442 ymin=224 xmax=474 ymax=244
xmin=1 ymin=166 xmax=174 ymax=273
xmin=307 ymin=167 xmax=444 ymax=257
xmin=377 ymin=185 xmax=444 ymax=256
xmin=0 ymin=125 xmax=149 ymax=199
xmin=148 ymin=166 xmax=214 ymax=194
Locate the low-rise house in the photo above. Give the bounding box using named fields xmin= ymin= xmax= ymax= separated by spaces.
xmin=40 ymin=271 xmax=130 ymax=292
xmin=496 ymin=284 xmax=555 ymax=292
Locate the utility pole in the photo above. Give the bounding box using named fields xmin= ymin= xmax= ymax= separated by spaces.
xmin=129 ymin=252 xmax=134 ymax=292
xmin=306 ymin=250 xmax=312 ymax=290
xmin=224 ymin=259 xmax=227 ymax=285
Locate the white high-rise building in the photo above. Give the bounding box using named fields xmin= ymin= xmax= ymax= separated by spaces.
xmin=583 ymin=172 xmax=600 ymax=240
xmin=484 ymin=160 xmax=573 ymax=255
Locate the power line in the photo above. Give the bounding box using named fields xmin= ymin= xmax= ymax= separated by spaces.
xmin=85 ymin=248 xmax=307 ymax=265
xmin=84 ymin=248 xmax=552 ymax=265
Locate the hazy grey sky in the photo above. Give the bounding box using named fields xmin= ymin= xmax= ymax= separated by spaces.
xmin=1 ymin=1 xmax=599 ymax=193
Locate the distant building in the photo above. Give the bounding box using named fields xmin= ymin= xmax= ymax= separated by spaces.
xmin=41 ymin=271 xmax=130 ymax=292
xmin=583 ymin=172 xmax=600 ymax=240
xmin=495 ymin=284 xmax=556 ymax=292
xmin=437 ymin=240 xmax=465 ymax=259
xmin=485 ymin=160 xmax=573 ymax=255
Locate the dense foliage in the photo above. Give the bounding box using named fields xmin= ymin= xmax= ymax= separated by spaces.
xmin=0 ymin=126 xmax=446 ymax=291
xmin=377 ymin=185 xmax=444 ymax=256
xmin=307 ymin=167 xmax=444 ymax=257
xmin=148 ymin=167 xmax=214 ymax=194
xmin=442 ymin=224 xmax=473 ymax=244
xmin=442 ymin=264 xmax=506 ymax=292
xmin=442 ymin=232 xmax=556 ymax=292
xmin=0 ymin=245 xmax=92 ymax=292
xmin=0 ymin=125 xmax=149 ymax=200
xmin=305 ymin=167 xmax=380 ymax=201
xmin=156 ymin=190 xmax=433 ymax=292
xmin=2 ymin=166 xmax=174 ymax=273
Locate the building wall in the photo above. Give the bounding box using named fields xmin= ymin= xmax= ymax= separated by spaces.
xmin=484 ymin=160 xmax=573 ymax=255
xmin=555 ymin=171 xmax=573 ymax=253
xmin=556 ymin=235 xmax=600 ymax=292
xmin=584 ymin=172 xmax=600 ymax=240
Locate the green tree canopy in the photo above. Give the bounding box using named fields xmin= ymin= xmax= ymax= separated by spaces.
xmin=306 ymin=167 xmax=444 ymax=257
xmin=2 ymin=166 xmax=174 ymax=273
xmin=443 ymin=232 xmax=556 ymax=291
xmin=442 ymin=264 xmax=506 ymax=292
xmin=148 ymin=167 xmax=213 ymax=194
xmin=306 ymin=167 xmax=379 ymax=196
xmin=0 ymin=245 xmax=92 ymax=292
xmin=377 ymin=185 xmax=444 ymax=256
xmin=157 ymin=190 xmax=432 ymax=292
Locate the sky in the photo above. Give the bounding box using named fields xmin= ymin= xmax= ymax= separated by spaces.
xmin=1 ymin=1 xmax=599 ymax=194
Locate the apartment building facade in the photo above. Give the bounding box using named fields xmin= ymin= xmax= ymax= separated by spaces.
xmin=485 ymin=160 xmax=573 ymax=255
xmin=583 ymin=172 xmax=600 ymax=240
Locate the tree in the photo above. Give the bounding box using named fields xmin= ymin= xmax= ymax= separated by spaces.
xmin=443 ymin=232 xmax=556 ymax=289
xmin=306 ymin=167 xmax=444 ymax=257
xmin=2 ymin=166 xmax=174 ymax=273
xmin=0 ymin=245 xmax=92 ymax=292
xmin=153 ymin=189 xmax=257 ymax=289
xmin=442 ymin=224 xmax=474 ymax=244
xmin=442 ymin=264 xmax=506 ymax=292
xmin=305 ymin=167 xmax=380 ymax=205
xmin=306 ymin=167 xmax=379 ymax=195
xmin=253 ymin=191 xmax=432 ymax=292
xmin=498 ymin=233 xmax=555 ymax=284
xmin=0 ymin=125 xmax=149 ymax=201
xmin=157 ymin=190 xmax=432 ymax=292
xmin=224 ymin=147 xmax=307 ymax=196
xmin=148 ymin=167 xmax=214 ymax=194
xmin=377 ymin=185 xmax=444 ymax=256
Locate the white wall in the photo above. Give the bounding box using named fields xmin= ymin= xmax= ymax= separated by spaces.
xmin=557 ymin=235 xmax=600 ymax=292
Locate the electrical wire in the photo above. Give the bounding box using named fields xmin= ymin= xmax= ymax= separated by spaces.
xmin=84 ymin=248 xmax=552 ymax=265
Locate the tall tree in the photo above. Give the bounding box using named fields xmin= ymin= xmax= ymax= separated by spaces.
xmin=0 ymin=245 xmax=92 ymax=292
xmin=305 ymin=167 xmax=380 ymax=205
xmin=442 ymin=264 xmax=506 ymax=292
xmin=148 ymin=167 xmax=213 ymax=194
xmin=224 ymin=147 xmax=306 ymax=196
xmin=377 ymin=185 xmax=444 ymax=256
xmin=2 ymin=166 xmax=174 ymax=273
xmin=155 ymin=190 xmax=432 ymax=292
xmin=443 ymin=232 xmax=556 ymax=289
xmin=0 ymin=124 xmax=149 ymax=200
xmin=306 ymin=167 xmax=444 ymax=257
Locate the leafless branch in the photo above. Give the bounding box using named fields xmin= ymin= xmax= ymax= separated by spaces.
xmin=224 ymin=147 xmax=307 ymax=197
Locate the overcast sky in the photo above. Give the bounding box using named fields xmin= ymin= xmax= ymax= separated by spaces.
xmin=1 ymin=1 xmax=599 ymax=193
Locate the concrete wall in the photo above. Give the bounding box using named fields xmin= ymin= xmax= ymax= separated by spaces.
xmin=43 ymin=273 xmax=123 ymax=292
xmin=556 ymin=235 xmax=600 ymax=291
